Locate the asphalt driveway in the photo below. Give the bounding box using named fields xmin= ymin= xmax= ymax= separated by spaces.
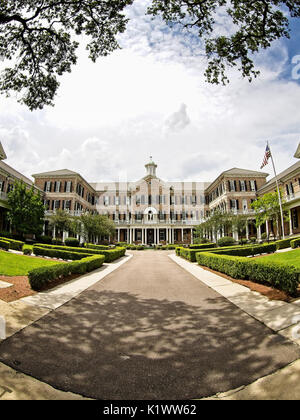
xmin=0 ymin=250 xmax=299 ymax=399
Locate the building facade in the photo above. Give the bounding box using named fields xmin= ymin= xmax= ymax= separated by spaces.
xmin=33 ymin=158 xmax=272 ymax=245
xmin=257 ymin=160 xmax=300 ymax=238
xmin=0 ymin=142 xmax=40 ymax=232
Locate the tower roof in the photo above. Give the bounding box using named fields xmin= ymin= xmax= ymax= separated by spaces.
xmin=0 ymin=141 xmax=7 ymax=160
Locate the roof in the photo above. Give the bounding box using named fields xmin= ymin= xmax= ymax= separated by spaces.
xmin=0 ymin=142 xmax=7 ymax=160
xmin=294 ymin=143 xmax=300 ymax=159
xmin=222 ymin=168 xmax=269 ymax=177
xmin=0 ymin=160 xmax=34 ymax=186
xmin=258 ymin=160 xmax=300 ymax=193
xmin=32 ymin=169 xmax=79 ymax=178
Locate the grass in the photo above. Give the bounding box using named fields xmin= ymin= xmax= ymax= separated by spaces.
xmin=0 ymin=250 xmax=64 ymax=276
xmin=256 ymin=248 xmax=300 ymax=269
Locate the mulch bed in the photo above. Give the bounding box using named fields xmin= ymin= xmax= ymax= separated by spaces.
xmin=0 ymin=273 xmax=81 ymax=303
xmin=201 ymin=266 xmax=300 ymax=303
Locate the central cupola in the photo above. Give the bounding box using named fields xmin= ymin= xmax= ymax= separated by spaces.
xmin=145 ymin=157 xmax=157 ymax=177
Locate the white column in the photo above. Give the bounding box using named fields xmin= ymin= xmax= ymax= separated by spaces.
xmin=127 ymin=228 xmax=129 ymax=244
xmin=166 ymin=228 xmax=169 ymax=244
xmin=266 ymin=220 xmax=269 ymax=238
xmin=246 ymin=223 xmax=249 ymax=240
xmin=181 ymin=228 xmax=184 ymax=243
xmin=118 ymin=229 xmax=120 ymax=242
xmin=258 ymin=225 xmax=262 ymax=241
xmin=142 ymin=228 xmax=144 ymax=245
xmin=290 ymin=209 xmax=293 ymax=236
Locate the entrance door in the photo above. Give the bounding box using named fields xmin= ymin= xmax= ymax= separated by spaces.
xmin=147 ymin=229 xmax=154 ymax=245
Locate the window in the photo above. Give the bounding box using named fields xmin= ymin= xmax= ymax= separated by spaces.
xmin=65 ymin=181 xmax=72 ymax=193
xmin=229 ymin=180 xmax=236 ymax=192
xmin=45 ymin=181 xmax=51 ymax=192
xmin=55 ymin=181 xmax=61 ymax=193
xmin=242 ymin=199 xmax=248 ymax=212
xmin=136 ymin=196 xmax=141 ymax=205
xmin=104 ymin=196 xmax=110 ymax=206
xmin=240 ymin=181 xmax=246 ymax=192
xmin=250 ymin=180 xmax=257 ymax=192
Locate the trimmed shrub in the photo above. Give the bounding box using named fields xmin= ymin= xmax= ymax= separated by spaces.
xmin=28 ymin=255 xmax=105 ymax=291
xmin=85 ymin=243 xmax=110 ymax=250
xmin=276 ymin=237 xmax=300 ymax=250
xmin=189 ymin=243 xmax=216 ymax=250
xmin=65 ymin=237 xmax=80 ymax=247
xmin=23 ymin=245 xmax=33 ymax=255
xmin=291 ymin=238 xmax=300 ymax=249
xmin=0 ymin=236 xmax=24 ymax=251
xmin=0 ymin=240 xmax=9 ymax=251
xmin=36 ymin=235 xmax=53 ymax=244
xmin=217 ymin=236 xmax=236 ymax=247
xmin=33 ymin=246 xmax=91 ymax=260
xmin=249 ymin=236 xmax=257 ymax=243
xmin=52 ymin=238 xmax=63 ymax=245
xmin=215 ymin=243 xmax=276 ymax=257
xmin=196 ymin=251 xmax=300 ymax=295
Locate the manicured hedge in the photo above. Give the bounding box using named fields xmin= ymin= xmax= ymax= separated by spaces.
xmin=215 ymin=243 xmax=276 ymax=257
xmin=275 ymin=237 xmax=300 ymax=250
xmin=65 ymin=237 xmax=80 ymax=247
xmin=176 ymin=245 xmax=253 ymax=261
xmin=0 ymin=236 xmax=24 ymax=251
xmin=33 ymin=246 xmax=91 ymax=260
xmin=0 ymin=240 xmax=9 ymax=251
xmin=196 ymin=252 xmax=300 ymax=295
xmin=189 ymin=243 xmax=216 ymax=250
xmin=23 ymin=245 xmax=33 ymax=255
xmin=33 ymin=244 xmax=126 ymax=262
xmin=28 ymin=255 xmax=105 ymax=291
xmin=291 ymin=238 xmax=300 ymax=249
xmin=85 ymin=243 xmax=111 ymax=250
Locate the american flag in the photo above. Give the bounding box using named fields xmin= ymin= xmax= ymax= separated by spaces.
xmin=260 ymin=144 xmax=271 ymax=169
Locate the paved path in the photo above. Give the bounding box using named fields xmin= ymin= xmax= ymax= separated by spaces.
xmin=0 ymin=251 xmax=299 ymax=400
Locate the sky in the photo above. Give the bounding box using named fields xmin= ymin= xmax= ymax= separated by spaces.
xmin=0 ymin=0 xmax=300 ymax=185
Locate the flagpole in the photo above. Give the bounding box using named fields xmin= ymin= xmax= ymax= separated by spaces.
xmin=268 ymin=141 xmax=285 ymax=239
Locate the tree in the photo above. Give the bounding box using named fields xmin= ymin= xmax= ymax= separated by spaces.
xmin=80 ymin=213 xmax=116 ymax=243
xmin=7 ymin=180 xmax=45 ymax=237
xmin=147 ymin=1 xmax=300 ymax=84
xmin=231 ymin=213 xmax=249 ymax=242
xmin=49 ymin=209 xmax=72 ymax=236
xmin=0 ymin=0 xmax=133 ymax=110
xmin=251 ymin=190 xmax=288 ymax=239
xmin=0 ymin=1 xmax=299 ymax=110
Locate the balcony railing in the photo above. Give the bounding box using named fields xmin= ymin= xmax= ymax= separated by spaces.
xmin=114 ymin=219 xmax=201 ymax=226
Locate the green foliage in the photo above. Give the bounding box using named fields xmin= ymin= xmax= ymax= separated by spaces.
xmin=49 ymin=210 xmax=72 ymax=233
xmin=7 ymin=180 xmax=45 ymax=238
xmin=0 ymin=236 xmax=24 ymax=251
xmin=36 ymin=235 xmax=53 ymax=244
xmin=189 ymin=243 xmax=215 ymax=250
xmin=65 ymin=237 xmax=80 ymax=247
xmin=23 ymin=245 xmax=33 ymax=255
xmin=291 ymin=238 xmax=300 ymax=249
xmin=85 ymin=243 xmax=110 ymax=250
xmin=33 ymin=243 xmax=126 ymax=262
xmin=147 ymin=1 xmax=299 ymax=85
xmin=0 ymin=240 xmax=9 ymax=251
xmin=0 ymin=0 xmax=134 ymax=110
xmin=80 ymin=213 xmax=116 ymax=243
xmin=28 ymin=255 xmax=105 ymax=291
xmin=52 ymin=238 xmax=63 ymax=245
xmin=196 ymin=252 xmax=300 ymax=295
xmin=275 ymin=237 xmax=299 ymax=250
xmin=217 ymin=236 xmax=235 ymax=247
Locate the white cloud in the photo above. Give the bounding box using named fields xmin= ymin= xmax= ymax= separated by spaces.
xmin=0 ymin=2 xmax=299 ymax=186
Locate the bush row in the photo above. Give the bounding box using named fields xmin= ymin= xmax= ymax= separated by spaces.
xmin=33 ymin=244 xmax=126 ymax=263
xmin=0 ymin=240 xmax=10 ymax=251
xmin=0 ymin=236 xmax=24 ymax=251
xmin=28 ymin=255 xmax=105 ymax=291
xmin=33 ymin=246 xmax=92 ymax=260
xmin=214 ymin=243 xmax=276 ymax=257
xmin=196 ymin=252 xmax=300 ymax=295
xmin=189 ymin=243 xmax=216 ymax=250
xmin=84 ymin=243 xmax=111 ymax=250
xmin=291 ymin=238 xmax=300 ymax=249
xmin=275 ymin=237 xmax=300 ymax=250
xmin=176 ymin=244 xmax=254 ymax=261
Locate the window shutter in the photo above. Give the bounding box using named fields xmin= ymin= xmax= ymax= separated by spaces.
xmin=236 ymin=200 xmax=239 ymax=210
xmin=291 ymin=183 xmax=294 ymax=194
xmin=239 ymin=181 xmax=242 ymax=191
xmin=244 ymin=181 xmax=248 ymax=191
xmin=228 ymin=181 xmax=231 ymax=191
xmin=44 ymin=182 xmax=47 ymax=192
xmin=234 ymin=180 xmax=237 ymax=191
xmin=254 ymin=181 xmax=257 ymax=191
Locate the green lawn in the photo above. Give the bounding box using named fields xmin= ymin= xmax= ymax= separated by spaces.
xmin=0 ymin=250 xmax=63 ymax=276
xmin=256 ymin=248 xmax=300 ymax=269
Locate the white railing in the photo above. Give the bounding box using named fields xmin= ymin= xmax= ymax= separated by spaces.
xmin=114 ymin=219 xmax=201 ymax=226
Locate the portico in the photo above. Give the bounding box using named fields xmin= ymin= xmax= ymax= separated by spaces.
xmin=116 ymin=225 xmax=193 ymax=245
